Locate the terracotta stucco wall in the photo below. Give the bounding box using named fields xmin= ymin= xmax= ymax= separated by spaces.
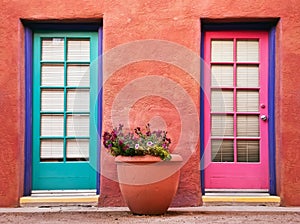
xmin=1 ymin=0 xmax=300 ymax=207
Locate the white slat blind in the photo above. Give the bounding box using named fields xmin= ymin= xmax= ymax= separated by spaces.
xmin=67 ymin=89 xmax=90 ymax=112
xmin=42 ymin=38 xmax=64 ymax=61
xmin=41 ymin=90 xmax=64 ymax=112
xmin=211 ymin=65 xmax=233 ymax=87
xmin=67 ymin=65 xmax=90 ymax=87
xmin=237 ymin=115 xmax=259 ymax=137
xmin=212 ymin=140 xmax=234 ymax=162
xmin=41 ymin=115 xmax=64 ymax=136
xmin=237 ymin=65 xmax=259 ymax=87
xmin=237 ymin=140 xmax=259 ymax=162
xmin=237 ymin=90 xmax=259 ymax=112
xmin=40 ymin=140 xmax=63 ymax=159
xmin=237 ymin=40 xmax=259 ymax=62
xmin=67 ymin=39 xmax=90 ymax=61
xmin=67 ymin=139 xmax=89 ymax=159
xmin=211 ymin=90 xmax=233 ymax=112
xmin=211 ymin=115 xmax=234 ymax=136
xmin=67 ymin=115 xmax=89 ymax=137
xmin=211 ymin=40 xmax=233 ymax=62
xmin=41 ymin=65 xmax=64 ymax=86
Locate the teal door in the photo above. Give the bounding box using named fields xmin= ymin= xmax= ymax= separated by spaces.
xmin=32 ymin=32 xmax=98 ymax=190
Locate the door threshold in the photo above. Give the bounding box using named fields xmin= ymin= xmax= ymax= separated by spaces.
xmin=31 ymin=190 xmax=97 ymax=197
xmin=20 ymin=190 xmax=98 ymax=207
xmin=205 ymin=189 xmax=270 ymax=196
xmin=203 ymin=189 xmax=280 ymax=206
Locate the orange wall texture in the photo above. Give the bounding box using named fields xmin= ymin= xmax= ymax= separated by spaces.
xmin=1 ymin=0 xmax=300 ymax=207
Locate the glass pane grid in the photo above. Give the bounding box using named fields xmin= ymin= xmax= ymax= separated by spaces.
xmin=40 ymin=37 xmax=91 ymax=162
xmin=210 ymin=38 xmax=261 ymax=163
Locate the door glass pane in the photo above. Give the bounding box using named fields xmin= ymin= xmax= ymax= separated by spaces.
xmin=42 ymin=38 xmax=64 ymax=61
xmin=237 ymin=40 xmax=259 ymax=62
xmin=211 ymin=115 xmax=233 ymax=136
xmin=237 ymin=115 xmax=259 ymax=137
xmin=67 ymin=115 xmax=89 ymax=137
xmin=211 ymin=65 xmax=234 ymax=87
xmin=237 ymin=65 xmax=259 ymax=87
xmin=212 ymin=140 xmax=234 ymax=162
xmin=40 ymin=139 xmax=63 ymax=161
xmin=67 ymin=139 xmax=89 ymax=160
xmin=237 ymin=140 xmax=260 ymax=162
xmin=67 ymin=65 xmax=90 ymax=87
xmin=211 ymin=40 xmax=233 ymax=62
xmin=41 ymin=64 xmax=64 ymax=86
xmin=237 ymin=90 xmax=259 ymax=112
xmin=41 ymin=89 xmax=64 ymax=112
xmin=41 ymin=115 xmax=64 ymax=136
xmin=67 ymin=89 xmax=90 ymax=112
xmin=211 ymin=90 xmax=233 ymax=112
xmin=67 ymin=39 xmax=90 ymax=61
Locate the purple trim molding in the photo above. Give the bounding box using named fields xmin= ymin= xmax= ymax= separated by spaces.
xmin=23 ymin=22 xmax=102 ymax=195
xmin=268 ymin=26 xmax=276 ymax=195
xmin=24 ymin=27 xmax=33 ymax=196
xmin=96 ymin=26 xmax=103 ymax=195
xmin=200 ymin=21 xmax=277 ymax=195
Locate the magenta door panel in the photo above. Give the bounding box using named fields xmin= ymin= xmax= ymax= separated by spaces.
xmin=204 ymin=31 xmax=269 ymax=189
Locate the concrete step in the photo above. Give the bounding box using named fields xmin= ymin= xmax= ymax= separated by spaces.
xmin=202 ymin=195 xmax=280 ymax=206
xmin=20 ymin=190 xmax=98 ymax=207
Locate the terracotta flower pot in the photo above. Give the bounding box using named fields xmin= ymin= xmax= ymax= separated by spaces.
xmin=115 ymin=154 xmax=183 ymax=215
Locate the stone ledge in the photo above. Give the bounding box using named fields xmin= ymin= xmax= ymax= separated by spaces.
xmin=20 ymin=196 xmax=99 ymax=207
xmin=202 ymin=196 xmax=280 ymax=206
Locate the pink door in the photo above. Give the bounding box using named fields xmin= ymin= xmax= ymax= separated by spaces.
xmin=204 ymin=31 xmax=269 ymax=189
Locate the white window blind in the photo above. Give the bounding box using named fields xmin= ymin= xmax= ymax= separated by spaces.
xmin=211 ymin=115 xmax=234 ymax=136
xmin=67 ymin=139 xmax=89 ymax=159
xmin=237 ymin=140 xmax=260 ymax=162
xmin=40 ymin=140 xmax=63 ymax=159
xmin=211 ymin=40 xmax=233 ymax=62
xmin=211 ymin=65 xmax=234 ymax=87
xmin=42 ymin=38 xmax=64 ymax=61
xmin=67 ymin=115 xmax=89 ymax=137
xmin=67 ymin=65 xmax=90 ymax=87
xmin=41 ymin=115 xmax=64 ymax=136
xmin=67 ymin=39 xmax=90 ymax=61
xmin=237 ymin=40 xmax=259 ymax=62
xmin=237 ymin=65 xmax=259 ymax=87
xmin=212 ymin=140 xmax=234 ymax=162
xmin=237 ymin=90 xmax=259 ymax=112
xmin=211 ymin=90 xmax=233 ymax=112
xmin=67 ymin=89 xmax=90 ymax=112
xmin=41 ymin=65 xmax=64 ymax=86
xmin=41 ymin=90 xmax=64 ymax=112
xmin=237 ymin=115 xmax=259 ymax=137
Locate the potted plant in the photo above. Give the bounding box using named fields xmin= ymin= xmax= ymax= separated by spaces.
xmin=102 ymin=124 xmax=183 ymax=215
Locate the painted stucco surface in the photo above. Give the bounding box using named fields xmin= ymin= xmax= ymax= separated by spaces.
xmin=1 ymin=0 xmax=300 ymax=207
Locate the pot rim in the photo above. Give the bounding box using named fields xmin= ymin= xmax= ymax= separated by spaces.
xmin=115 ymin=154 xmax=183 ymax=163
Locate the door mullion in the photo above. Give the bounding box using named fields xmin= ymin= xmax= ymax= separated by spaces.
xmin=63 ymin=36 xmax=67 ymax=163
xmin=233 ymin=38 xmax=238 ymax=163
